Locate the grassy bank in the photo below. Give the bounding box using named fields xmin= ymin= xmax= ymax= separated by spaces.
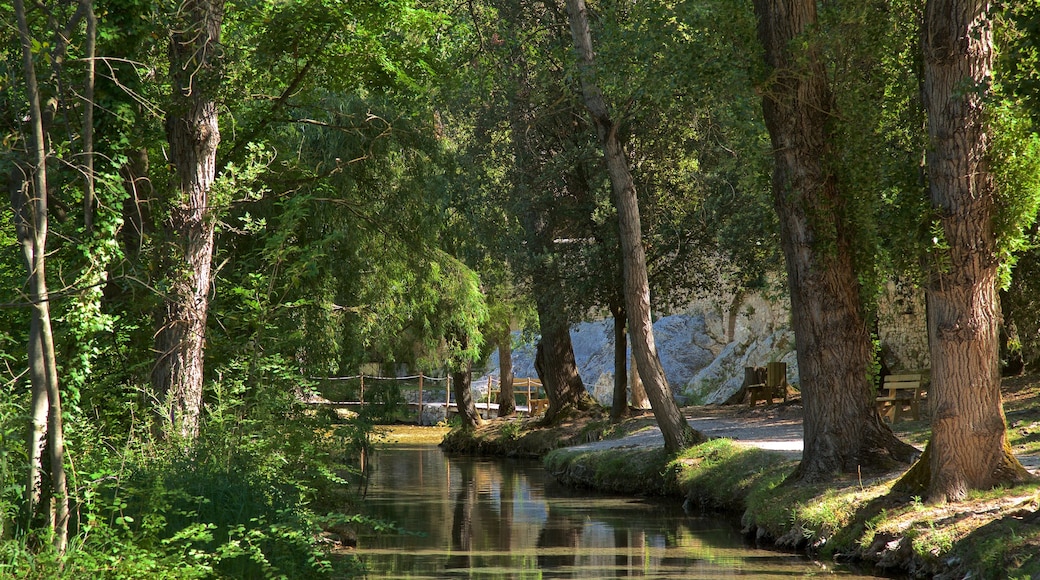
xmin=545 ymin=437 xmax=1040 ymax=578
xmin=444 ymin=375 xmax=1040 ymax=578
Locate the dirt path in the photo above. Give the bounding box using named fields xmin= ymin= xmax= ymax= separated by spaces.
xmin=566 ymin=404 xmax=804 ymax=457
xmin=567 ymin=403 xmax=1040 ymax=474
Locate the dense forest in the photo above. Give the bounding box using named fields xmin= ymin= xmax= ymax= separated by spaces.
xmin=2 ymin=0 xmax=1040 ymax=576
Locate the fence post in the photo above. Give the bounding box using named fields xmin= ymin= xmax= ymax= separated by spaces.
xmin=417 ymin=372 xmax=424 ymax=424
xmin=526 ymin=378 xmax=531 ymax=410
xmin=360 ymin=373 xmax=365 ymax=405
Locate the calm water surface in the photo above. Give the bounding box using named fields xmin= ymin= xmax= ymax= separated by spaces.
xmin=353 ymin=444 xmax=887 ymax=579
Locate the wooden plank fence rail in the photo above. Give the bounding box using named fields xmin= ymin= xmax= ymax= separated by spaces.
xmin=307 ymin=372 xmax=548 ymax=421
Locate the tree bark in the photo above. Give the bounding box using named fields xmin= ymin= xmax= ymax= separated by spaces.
xmin=902 ymin=0 xmax=1032 ymax=501
xmin=12 ymin=0 xmax=69 ymax=550
xmin=752 ymin=0 xmax=917 ymax=481
xmin=154 ymin=0 xmax=225 ymax=440
xmin=565 ymin=0 xmax=702 ymax=452
xmin=610 ymin=302 xmax=628 ymax=422
xmin=629 ymin=354 xmax=650 ymax=410
xmin=533 ymin=293 xmax=592 ymax=423
xmin=496 ymin=337 xmax=516 ymax=417
xmin=81 ymin=0 xmax=96 ymax=233
xmin=452 ymin=361 xmax=484 ymax=429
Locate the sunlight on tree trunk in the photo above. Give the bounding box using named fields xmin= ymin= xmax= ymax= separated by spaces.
xmin=565 ymin=0 xmax=702 ymax=452
xmin=898 ymin=0 xmax=1033 ymax=501
xmin=752 ymin=0 xmax=916 ymax=481
xmin=13 ymin=0 xmax=69 ymax=551
xmin=154 ymin=0 xmax=225 ymax=440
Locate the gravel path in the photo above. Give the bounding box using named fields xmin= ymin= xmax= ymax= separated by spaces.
xmin=566 ymin=405 xmax=1040 ymax=474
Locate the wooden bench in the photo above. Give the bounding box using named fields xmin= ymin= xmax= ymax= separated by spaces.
xmin=876 ymin=372 xmax=926 ymax=422
xmin=746 ymin=362 xmax=789 ymax=406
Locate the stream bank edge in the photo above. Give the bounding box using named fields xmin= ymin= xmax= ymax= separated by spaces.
xmin=435 ymin=406 xmax=1040 ymax=579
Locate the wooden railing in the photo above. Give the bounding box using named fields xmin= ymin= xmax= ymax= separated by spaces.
xmin=483 ymin=376 xmax=547 ymax=415
xmin=309 ymin=373 xmax=548 ymax=422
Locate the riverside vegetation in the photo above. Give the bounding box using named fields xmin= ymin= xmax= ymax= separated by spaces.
xmin=5 ymin=0 xmax=1040 ymax=578
xmin=443 ymin=374 xmax=1040 ymax=579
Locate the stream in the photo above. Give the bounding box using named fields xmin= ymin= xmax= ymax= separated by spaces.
xmin=350 ymin=444 xmax=891 ymax=579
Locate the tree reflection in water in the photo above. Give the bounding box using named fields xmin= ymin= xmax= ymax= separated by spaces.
xmin=353 ymin=445 xmax=884 ymax=579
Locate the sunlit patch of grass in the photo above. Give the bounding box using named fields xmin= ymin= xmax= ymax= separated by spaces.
xmin=374 ymin=425 xmax=451 ymax=445
xmin=858 ymin=483 xmax=1040 ymax=574
xmin=670 ymin=439 xmax=795 ymax=513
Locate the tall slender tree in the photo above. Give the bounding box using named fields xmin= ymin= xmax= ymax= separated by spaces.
xmin=154 ymin=0 xmax=225 ymax=439
xmin=565 ymin=0 xmax=701 ymax=452
xmin=10 ymin=0 xmax=70 ymax=552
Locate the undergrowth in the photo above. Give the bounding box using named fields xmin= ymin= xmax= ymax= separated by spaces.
xmin=0 ymin=375 xmax=380 ymax=579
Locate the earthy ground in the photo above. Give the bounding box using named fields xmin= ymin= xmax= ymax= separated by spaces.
xmin=569 ymin=386 xmax=1040 ymax=473
xmin=443 ymin=373 xmax=1040 ymax=472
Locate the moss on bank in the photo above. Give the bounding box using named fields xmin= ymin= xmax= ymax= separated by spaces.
xmin=542 ymin=436 xmax=1040 ymax=579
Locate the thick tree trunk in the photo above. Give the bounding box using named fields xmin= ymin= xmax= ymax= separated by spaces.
xmin=753 ymin=0 xmax=916 ymax=481
xmin=452 ymin=361 xmax=484 ymax=429
xmin=610 ymin=303 xmax=628 ymax=422
xmin=533 ymin=294 xmax=592 ymax=423
xmin=565 ymin=0 xmax=701 ymax=452
xmin=12 ymin=0 xmax=69 ymax=550
xmin=903 ymin=0 xmax=1032 ymax=501
xmin=496 ymin=337 xmax=516 ymax=417
xmin=154 ymin=0 xmax=225 ymax=440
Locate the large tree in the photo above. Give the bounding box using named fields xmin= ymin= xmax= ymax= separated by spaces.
xmin=752 ymin=0 xmax=916 ymax=482
xmin=897 ymin=0 xmax=1033 ymax=501
xmin=565 ymin=0 xmax=701 ymax=452
xmin=153 ymin=0 xmax=225 ymax=439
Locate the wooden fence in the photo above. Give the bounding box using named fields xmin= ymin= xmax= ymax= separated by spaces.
xmin=310 ymin=372 xmax=546 ymax=422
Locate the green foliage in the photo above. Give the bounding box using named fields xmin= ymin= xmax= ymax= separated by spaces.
xmin=990 ymin=101 xmax=1040 ymax=289
xmin=0 ymin=362 xmax=375 ymax=578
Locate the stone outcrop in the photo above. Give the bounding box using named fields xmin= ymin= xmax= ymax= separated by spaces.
xmin=481 ymin=292 xmax=797 ymax=405
xmin=479 ymin=281 xmax=929 ymax=407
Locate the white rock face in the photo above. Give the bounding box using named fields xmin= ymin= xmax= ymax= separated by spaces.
xmin=481 ymin=292 xmax=799 ymax=406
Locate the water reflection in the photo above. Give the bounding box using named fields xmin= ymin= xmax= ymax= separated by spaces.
xmin=354 ymin=445 xmax=883 ymax=579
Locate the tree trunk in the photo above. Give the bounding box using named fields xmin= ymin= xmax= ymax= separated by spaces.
xmin=154 ymin=0 xmax=225 ymax=440
xmin=81 ymin=0 xmax=96 ymax=233
xmin=629 ymin=354 xmax=650 ymax=410
xmin=610 ymin=303 xmax=628 ymax=422
xmin=496 ymin=337 xmax=516 ymax=417
xmin=10 ymin=177 xmax=47 ymax=525
xmin=903 ymin=0 xmax=1032 ymax=501
xmin=752 ymin=0 xmax=917 ymax=481
xmin=452 ymin=361 xmax=484 ymax=429
xmin=12 ymin=0 xmax=69 ymax=550
xmin=565 ymin=0 xmax=702 ymax=452
xmin=533 ymin=294 xmax=592 ymax=423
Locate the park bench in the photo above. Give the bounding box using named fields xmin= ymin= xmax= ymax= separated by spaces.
xmin=746 ymin=362 xmax=789 ymax=406
xmin=876 ymin=371 xmax=926 ymax=423
xmin=485 ymin=377 xmax=548 ymax=416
